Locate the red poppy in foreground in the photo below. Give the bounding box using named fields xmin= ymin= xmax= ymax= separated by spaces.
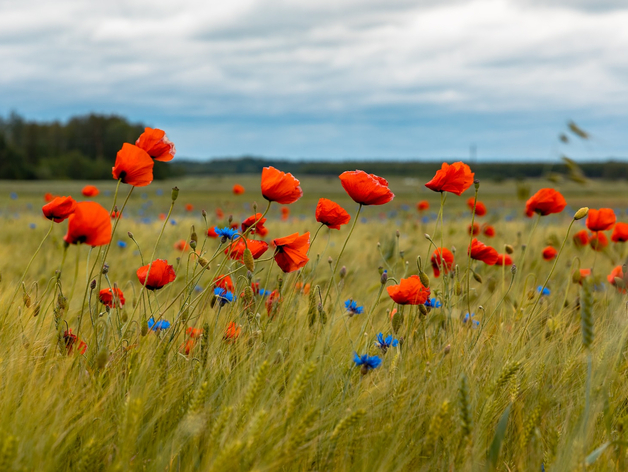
xmin=542 ymin=246 xmax=558 ymax=261
xmin=425 ymin=162 xmax=474 ymax=196
xmin=612 ymin=222 xmax=628 ymax=242
xmin=573 ymin=230 xmax=589 ymax=247
xmin=525 ymin=188 xmax=566 ymax=217
xmin=242 ymin=213 xmax=268 ymax=236
xmin=316 ymin=198 xmax=351 ymax=230
xmin=495 ymin=254 xmax=513 ymax=266
xmin=213 ymin=274 xmax=234 ymax=292
xmin=431 ymin=248 xmax=454 ymax=277
xmin=64 ymin=201 xmax=112 ymax=247
xmin=586 ymin=208 xmax=616 ymax=232
xmin=468 ymin=238 xmax=499 ymax=265
xmin=387 ymin=275 xmax=430 ymax=305
xmin=225 ymin=238 xmax=269 ymax=262
xmin=468 ymin=223 xmax=480 ymax=236
xmin=417 ymin=200 xmax=429 ymax=211
xmin=112 ymin=144 xmax=154 ymax=187
xmin=232 ymin=184 xmax=245 ymax=195
xmin=82 ymin=185 xmax=99 ymax=197
xmin=339 ymin=170 xmax=394 ymax=206
xmin=467 ymin=198 xmax=487 ymax=216
xmin=273 ymin=232 xmax=310 ymax=273
xmin=224 ymin=321 xmax=242 ymax=341
xmin=99 ymin=288 xmax=125 ymax=308
xmin=135 ymin=127 xmax=176 ymax=162
xmin=261 ymin=166 xmax=303 ymax=204
xmin=63 ymin=329 xmax=87 ymax=355
xmin=42 ymin=196 xmax=77 ymax=222
xmin=589 ymin=231 xmax=608 ymax=251
xmin=482 ymin=225 xmax=495 ymax=237
xmin=136 ymin=259 xmax=176 ymax=290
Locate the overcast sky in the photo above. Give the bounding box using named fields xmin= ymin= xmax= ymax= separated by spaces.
xmin=1 ymin=0 xmax=628 ymax=160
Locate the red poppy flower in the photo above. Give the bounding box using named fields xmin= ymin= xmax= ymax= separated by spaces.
xmin=63 ymin=329 xmax=87 ymax=355
xmin=542 ymin=246 xmax=558 ymax=261
xmin=316 ymin=198 xmax=351 ymax=230
xmin=213 ymin=274 xmax=234 ymax=292
xmin=387 ymin=275 xmax=431 ymax=305
xmin=225 ymin=238 xmax=269 ymax=262
xmin=42 ymin=196 xmax=77 ymax=223
xmin=207 ymin=227 xmax=218 ymax=238
xmin=230 ymin=222 xmax=239 ymax=230
xmin=467 ymin=198 xmax=487 ymax=216
xmin=224 ymin=321 xmax=242 ymax=341
xmin=281 ymin=207 xmax=290 ymax=221
xmin=241 ymin=213 xmax=268 ymax=236
xmin=468 ymin=223 xmax=480 ymax=236
xmin=431 ymin=248 xmax=454 ymax=277
xmin=525 ymin=188 xmax=566 ymax=217
xmin=216 ymin=208 xmax=224 ymax=219
xmin=468 ymin=238 xmax=499 ymax=265
xmin=159 ymin=213 xmax=167 ymax=221
xmin=233 ymin=184 xmax=245 ymax=195
xmin=586 ymin=208 xmax=616 ymax=232
xmin=573 ymin=230 xmax=589 ymax=247
xmin=608 ymin=266 xmax=626 ymax=292
xmin=64 ymin=201 xmax=112 ymax=247
xmin=135 ymin=127 xmax=176 ymax=162
xmin=110 ymin=210 xmax=122 ymax=219
xmin=612 ymin=222 xmax=628 ymax=243
xmin=417 ymin=200 xmax=429 ymax=211
xmin=589 ymin=231 xmax=608 ymax=251
xmin=495 ymin=254 xmax=513 ymax=266
xmin=82 ymin=185 xmax=99 ymax=197
xmin=482 ymin=225 xmax=495 ymax=237
xmin=99 ymin=288 xmax=125 ymax=308
xmin=261 ymin=166 xmax=303 ymax=204
xmin=44 ymin=192 xmax=55 ymax=202
xmin=185 ymin=203 xmax=194 ymax=212
xmin=273 ymin=232 xmax=310 ymax=273
xmin=174 ymin=240 xmax=189 ymax=251
xmin=111 ymin=144 xmax=154 ymax=187
xmin=266 ymin=290 xmax=282 ymax=317
xmin=187 ymin=327 xmax=203 ymax=338
xmin=136 ymin=259 xmax=176 ymax=290
xmin=339 ymin=170 xmax=395 ymax=205
xmin=576 ymin=268 xmax=592 ymax=284
xmin=425 ymin=162 xmax=474 ymax=196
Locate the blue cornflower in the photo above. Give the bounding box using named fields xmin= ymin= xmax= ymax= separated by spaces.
xmin=345 ymin=299 xmax=364 ymax=316
xmin=29 ymin=223 xmax=36 ymax=229
xmin=156 ymin=189 xmax=164 ymax=196
xmin=215 ymin=227 xmax=239 ymax=240
xmin=117 ymin=240 xmax=127 ymax=248
xmin=258 ymin=288 xmax=272 ymax=296
xmin=141 ymin=193 xmax=148 ymax=199
xmin=425 ymin=297 xmax=441 ymax=308
xmin=10 ymin=192 xmax=17 ymax=200
xmin=194 ymin=285 xmax=203 ymax=293
xmin=214 ymin=287 xmax=235 ymax=305
xmin=148 ymin=318 xmax=171 ymax=331
xmin=421 ymin=216 xmax=430 ymax=224
xmin=537 ymin=286 xmax=550 ymax=296
xmin=375 ymin=333 xmax=399 ymax=353
xmin=170 ymin=219 xmax=177 ymax=225
xmin=353 ymin=352 xmax=382 ymax=374
xmin=463 ymin=313 xmax=480 ymax=328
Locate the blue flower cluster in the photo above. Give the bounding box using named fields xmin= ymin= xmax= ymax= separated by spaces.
xmin=148 ymin=318 xmax=171 ymax=331
xmin=345 ymin=299 xmax=364 ymax=315
xmin=425 ymin=297 xmax=441 ymax=308
xmin=353 ymin=353 xmax=382 ymax=373
xmin=537 ymin=286 xmax=550 ymax=296
xmin=214 ymin=287 xmax=235 ymax=305
xmin=215 ymin=227 xmax=239 ymax=240
xmin=375 ymin=333 xmax=399 ymax=352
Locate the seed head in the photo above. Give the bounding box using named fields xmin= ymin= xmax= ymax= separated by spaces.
xmin=574 ymin=207 xmax=589 ymax=220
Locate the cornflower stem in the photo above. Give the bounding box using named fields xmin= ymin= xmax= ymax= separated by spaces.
xmin=355 ymin=282 xmax=386 ymax=352
xmin=323 ymin=204 xmax=362 ymax=306
xmin=466 ymin=187 xmax=479 ymax=318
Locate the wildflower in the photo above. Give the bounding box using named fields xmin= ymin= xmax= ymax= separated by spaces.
xmin=44 ymin=192 xmax=55 ymax=202
xmin=117 ymin=241 xmax=127 ymax=248
xmin=495 ymin=254 xmax=513 ymax=266
xmin=136 ymin=259 xmax=176 ymax=290
xmin=213 ymin=274 xmax=234 ymax=292
xmin=525 ymin=188 xmax=566 ymax=217
xmin=147 ymin=318 xmax=171 ymax=331
xmin=232 ymin=184 xmax=245 ymax=195
xmin=375 ymin=333 xmax=398 ymax=353
xmin=63 ymin=329 xmax=87 ymax=355
xmin=424 ymin=162 xmax=474 ymax=196
xmin=214 ymin=287 xmax=235 ymax=306
xmin=266 ymin=289 xmax=282 ymax=317
xmin=99 ymin=288 xmax=125 ymax=308
xmin=468 ymin=223 xmax=480 ymax=236
xmin=224 ymin=321 xmax=242 ymax=341
xmin=586 ymin=208 xmax=616 ymax=232
xmin=64 ymin=202 xmax=112 ymax=247
xmin=425 ymin=297 xmax=442 ymax=308
xmin=241 ymin=213 xmax=268 ymax=236
xmin=174 ymin=240 xmax=189 ymax=251
xmin=573 ymin=230 xmax=589 ymax=247
xmin=574 ymin=268 xmax=592 ymax=284
xmin=353 ymin=352 xmax=382 ymax=374
xmin=10 ymin=192 xmax=17 ymax=199
xmin=42 ymin=196 xmax=77 ymax=222
xmin=608 ymin=266 xmax=626 ymax=292
xmin=589 ymin=231 xmax=608 ymax=251
xmin=387 ymin=275 xmax=430 ymax=305
xmin=181 ymin=327 xmax=202 ymax=354
xmin=215 ymin=227 xmax=239 ymax=241
xmin=316 ymin=198 xmax=351 ymax=229
xmin=468 ymin=238 xmax=499 ymax=265
xmin=135 ymin=127 xmax=176 ymax=161
xmin=339 ymin=170 xmax=395 ymax=205
xmin=482 ymin=225 xmax=495 ymax=237
xmin=185 ymin=203 xmax=193 ymax=212
xmin=467 ymin=198 xmax=487 ymax=216
xmin=463 ymin=313 xmax=480 ymax=328
xmin=345 ymin=299 xmax=364 ymax=316
xmin=281 ymin=207 xmax=290 ymax=221
xmin=417 ymin=200 xmax=429 ymax=211
xmin=612 ymin=222 xmax=628 ymax=242
xmin=431 ymin=248 xmax=454 ymax=277
xmin=207 ymin=227 xmax=218 ymax=238
xmin=261 ymin=166 xmax=303 ymax=204
xmin=111 ymin=144 xmax=154 ymax=187
xmin=542 ymin=246 xmax=558 ymax=261
xmin=225 ymin=238 xmax=269 ymax=262
xmin=537 ymin=286 xmax=551 ymax=296
xmin=273 ymin=232 xmax=310 ymax=273
xmin=82 ymin=185 xmax=99 ymax=197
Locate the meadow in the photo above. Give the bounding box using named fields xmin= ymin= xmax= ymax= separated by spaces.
xmin=1 ymin=170 xmax=628 ymax=472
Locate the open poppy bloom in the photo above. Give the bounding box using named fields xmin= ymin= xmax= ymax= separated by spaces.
xmin=586 ymin=208 xmax=616 ymax=232
xmin=425 ymin=162 xmax=474 ymax=196
xmin=99 ymin=288 xmax=125 ymax=308
xmin=207 ymin=227 xmax=218 ymax=238
xmin=266 ymin=290 xmax=282 ymax=317
xmin=482 ymin=225 xmax=495 ymax=237
xmin=224 ymin=321 xmax=242 ymax=341
xmin=273 ymin=232 xmax=310 ymax=273
xmin=112 ymin=143 xmax=154 ymax=187
xmin=589 ymin=231 xmax=608 ymax=251
xmin=64 ymin=201 xmax=112 ymax=247
xmin=281 ymin=207 xmax=290 ymax=221
xmin=495 ymin=254 xmax=513 ymax=266
xmin=232 ymin=184 xmax=245 ymax=195
xmin=213 ymin=274 xmax=234 ymax=292
xmin=574 ymin=268 xmax=592 ymax=285
xmin=387 ymin=275 xmax=430 ymax=305
xmin=42 ymin=196 xmax=77 ymax=222
xmin=467 ymin=198 xmax=487 ymax=216
xmin=608 ymin=266 xmax=627 ymax=292
xmin=542 ymin=246 xmax=558 ymax=261
xmin=135 ymin=127 xmax=176 ymax=162
xmin=242 ymin=213 xmax=268 ymax=236
xmin=174 ymin=240 xmax=189 ymax=251
xmin=339 ymin=170 xmax=395 ymax=205
xmin=136 ymin=259 xmax=176 ymax=290
xmin=417 ymin=200 xmax=429 ymax=211
xmin=612 ymin=222 xmax=628 ymax=242
xmin=573 ymin=230 xmax=589 ymax=247
xmin=431 ymin=248 xmax=454 ymax=277
xmin=82 ymin=185 xmax=99 ymax=197
xmin=316 ymin=198 xmax=351 ymax=229
xmin=225 ymin=238 xmax=269 ymax=262
xmin=468 ymin=238 xmax=499 ymax=265
xmin=261 ymin=166 xmax=303 ymax=204
xmin=63 ymin=329 xmax=87 ymax=355
xmin=468 ymin=223 xmax=480 ymax=236
xmin=525 ymin=188 xmax=566 ymax=217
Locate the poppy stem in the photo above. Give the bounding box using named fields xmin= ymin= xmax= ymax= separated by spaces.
xmin=465 ymin=187 xmax=479 ymax=321
xmin=306 ymin=223 xmax=325 ymax=257
xmin=518 ymin=212 xmax=541 ymax=278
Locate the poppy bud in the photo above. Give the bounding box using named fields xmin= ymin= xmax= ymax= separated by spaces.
xmin=378 ymin=266 xmax=384 ymax=275
xmin=243 ymin=248 xmax=255 ymax=272
xmin=474 ymin=180 xmax=480 ymax=190
xmin=141 ymin=320 xmax=148 ymax=336
xmin=128 ymin=231 xmax=134 ymax=239
xmin=381 ymin=270 xmax=388 ymax=285
xmin=198 ymin=257 xmax=209 ymax=268
xmin=277 ymin=276 xmax=283 ymax=291
xmin=574 ymin=207 xmax=589 ymax=220
xmin=419 ymin=304 xmax=428 ymax=316
xmin=424 ymin=233 xmax=431 ymax=241
xmin=253 ymin=202 xmax=258 ymax=212
xmin=191 ymin=228 xmax=198 ymax=244
xmin=189 ymin=240 xmax=197 ymax=250
xmin=96 ymin=349 xmax=108 ymax=369
xmin=396 ymin=230 xmax=400 ymax=238
xmin=201 ymin=209 xmax=207 ymax=218
xmin=328 ymin=257 xmax=333 ymax=266
xmin=228 ymin=214 xmax=233 ymax=224
xmin=505 ymin=244 xmax=514 ymax=254
xmin=244 ymin=285 xmax=254 ymax=303
xmin=171 ymin=187 xmax=179 ymax=202
xmin=444 ymin=344 xmax=451 ymax=355
xmin=102 ymin=263 xmax=109 ymax=275
xmin=22 ymin=292 xmax=31 ymax=308
xmin=511 ymin=264 xmax=517 ymax=275
xmin=90 ymin=279 xmax=97 ymax=290
xmin=419 ymin=272 xmax=430 ymax=288
xmin=340 ymin=266 xmax=347 ymax=279
xmin=472 ymin=272 xmax=482 ymax=283
xmin=572 ymin=271 xmax=582 ymax=284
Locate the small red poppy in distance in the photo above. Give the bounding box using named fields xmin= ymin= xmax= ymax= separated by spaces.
xmin=589 ymin=231 xmax=608 ymax=251
xmin=224 ymin=322 xmax=242 ymax=341
xmin=63 ymin=329 xmax=87 ymax=355
xmin=225 ymin=238 xmax=269 ymax=262
xmin=64 ymin=201 xmax=112 ymax=247
xmin=482 ymin=225 xmax=495 ymax=237
xmin=387 ymin=275 xmax=431 ymax=305
xmin=495 ymin=254 xmax=513 ymax=266
xmin=273 ymin=232 xmax=310 ymax=273
xmin=424 ymin=162 xmax=474 ymax=196
xmin=99 ymin=288 xmax=125 ymax=308
xmin=281 ymin=207 xmax=290 ymax=221
xmin=266 ymin=290 xmax=282 ymax=317
xmin=207 ymin=227 xmax=218 ymax=238
xmin=111 ymin=143 xmax=154 ymax=187
xmin=42 ymin=196 xmax=77 ymax=223
xmin=316 ymin=198 xmax=351 ymax=230
xmin=261 ymin=166 xmax=303 ymax=204
xmin=44 ymin=192 xmax=55 ymax=202
xmin=612 ymin=222 xmax=628 ymax=242
xmin=136 ymin=259 xmax=176 ymax=290
xmin=467 ymin=198 xmax=487 ymax=216
xmin=185 ymin=203 xmax=194 ymax=212
xmin=82 ymin=185 xmax=99 ymax=197
xmin=174 ymin=240 xmax=189 ymax=251
xmin=242 ymin=213 xmax=268 ymax=236
xmin=586 ymin=208 xmax=616 ymax=232
xmin=213 ymin=274 xmax=235 ymax=292
xmin=573 ymin=230 xmax=589 ymax=247
xmin=232 ymin=184 xmax=245 ymax=195
xmin=431 ymin=248 xmax=454 ymax=277
xmin=542 ymin=246 xmax=558 ymax=261
xmin=525 ymin=188 xmax=566 ymax=217
xmin=417 ymin=200 xmax=429 ymax=211
xmin=468 ymin=223 xmax=480 ymax=236
xmin=468 ymin=238 xmax=499 ymax=265
xmin=135 ymin=127 xmax=176 ymax=162
xmin=339 ymin=170 xmax=395 ymax=206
